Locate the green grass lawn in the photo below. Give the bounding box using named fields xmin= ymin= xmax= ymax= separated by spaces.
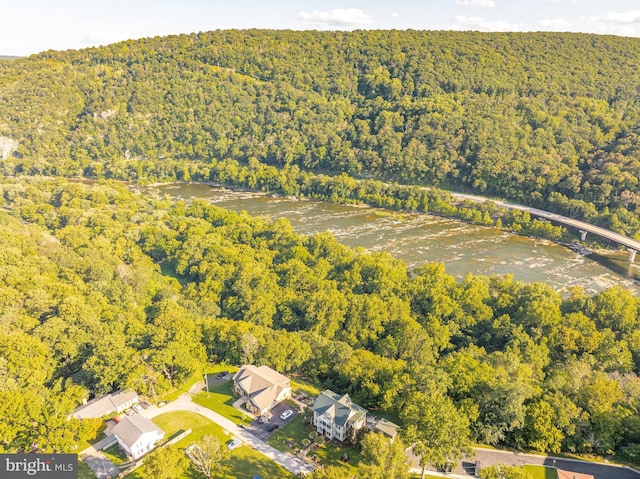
xmin=102 ymin=442 xmax=130 ymax=466
xmin=126 ymin=411 xmax=294 ymax=479
xmin=268 ymin=414 xmax=312 ymax=453
xmin=268 ymin=411 xmax=363 ymax=474
xmin=523 ymin=464 xmax=558 ymax=479
xmin=311 ymin=439 xmax=365 ymax=475
xmin=191 ymin=379 xmax=253 ymax=426
xmin=78 ymin=460 xmax=97 ymax=479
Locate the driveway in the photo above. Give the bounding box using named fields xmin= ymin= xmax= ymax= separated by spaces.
xmin=245 ymin=402 xmax=298 ymax=442
xmin=408 ymin=446 xmax=640 ymax=479
xmin=79 ymin=436 xmax=121 ymax=479
xmin=140 ymin=383 xmax=314 ymax=475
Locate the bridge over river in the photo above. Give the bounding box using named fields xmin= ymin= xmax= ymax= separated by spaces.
xmin=451 ymin=193 xmax=640 ymax=263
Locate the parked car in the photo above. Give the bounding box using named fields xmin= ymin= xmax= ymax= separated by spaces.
xmin=227 ymin=439 xmax=242 ymax=450
xmin=140 ymin=401 xmax=151 ymax=409
xmin=216 ymin=371 xmax=229 ymax=379
xmin=280 ymin=409 xmax=294 ymax=420
xmin=258 ymin=414 xmax=272 ymax=423
xmin=266 ymin=424 xmax=279 ymax=432
xmin=132 ymin=404 xmax=143 ymax=413
xmin=124 ymin=408 xmax=134 ymax=416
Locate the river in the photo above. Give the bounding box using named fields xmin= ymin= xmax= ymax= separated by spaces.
xmin=145 ymin=183 xmax=640 ymax=296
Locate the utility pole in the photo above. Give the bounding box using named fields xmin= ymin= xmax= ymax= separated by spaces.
xmin=204 ymin=373 xmax=209 ymax=394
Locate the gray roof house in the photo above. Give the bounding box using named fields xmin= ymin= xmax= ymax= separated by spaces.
xmin=372 ymin=417 xmax=400 ymax=441
xmin=112 ymin=415 xmax=164 ymax=460
xmin=72 ymin=389 xmax=138 ymax=419
xmin=233 ymin=365 xmax=292 ymax=416
xmin=312 ymin=390 xmax=367 ymax=442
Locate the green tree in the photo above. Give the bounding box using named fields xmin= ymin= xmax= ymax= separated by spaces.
xmin=145 ymin=445 xmax=188 ymax=479
xmin=360 ymin=432 xmax=410 ymax=479
xmin=479 ymin=464 xmax=533 ymax=479
xmin=187 ymin=435 xmax=230 ymax=479
xmin=402 ymin=390 xmax=471 ymax=479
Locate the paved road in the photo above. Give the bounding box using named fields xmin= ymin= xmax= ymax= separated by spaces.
xmin=450 ymin=192 xmax=640 ymax=255
xmin=140 ymin=383 xmax=315 ymax=475
xmin=470 ymin=447 xmax=640 ymax=479
xmin=409 ymin=446 xmax=640 ymax=479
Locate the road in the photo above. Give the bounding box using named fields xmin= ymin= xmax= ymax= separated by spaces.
xmin=451 ymin=192 xmax=640 ymax=256
xmin=139 ymin=383 xmax=315 ymax=476
xmin=409 ymin=446 xmax=640 ymax=479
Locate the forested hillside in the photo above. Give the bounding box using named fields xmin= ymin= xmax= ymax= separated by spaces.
xmin=2 ymin=178 xmax=640 ymax=461
xmin=1 ymin=30 xmax=640 ymax=237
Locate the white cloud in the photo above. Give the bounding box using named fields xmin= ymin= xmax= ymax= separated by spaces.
xmin=298 ymin=8 xmax=374 ymax=28
xmin=538 ymin=18 xmax=571 ymax=29
xmin=456 ymin=0 xmax=496 ymax=7
xmin=392 ymin=12 xmax=400 ymax=19
xmin=589 ymin=11 xmax=640 ymax=25
xmin=452 ymin=15 xmax=520 ymax=32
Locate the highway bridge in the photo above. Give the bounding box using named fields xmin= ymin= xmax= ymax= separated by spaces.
xmin=451 ymin=193 xmax=640 ymax=263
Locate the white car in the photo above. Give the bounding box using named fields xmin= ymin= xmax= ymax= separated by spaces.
xmin=280 ymin=409 xmax=294 ymax=420
xmin=227 ymin=439 xmax=242 ymax=450
xmin=132 ymin=404 xmax=143 ymax=413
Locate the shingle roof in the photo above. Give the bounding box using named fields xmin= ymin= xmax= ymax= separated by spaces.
xmin=72 ymin=390 xmax=138 ymax=419
xmin=112 ymin=415 xmax=164 ymax=449
xmin=556 ymin=470 xmax=595 ymax=479
xmin=233 ymin=365 xmax=290 ymax=411
xmin=313 ymin=390 xmax=367 ymax=428
xmin=373 ymin=418 xmax=400 ymax=439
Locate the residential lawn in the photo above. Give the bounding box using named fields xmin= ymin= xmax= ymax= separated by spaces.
xmin=191 ymin=379 xmax=253 ymax=426
xmin=268 ymin=414 xmax=312 ymax=453
xmin=78 ymin=460 xmax=97 ymax=479
xmin=156 ymin=371 xmax=204 ymax=403
xmin=102 ymin=442 xmax=130 ymax=466
xmin=311 ymin=440 xmax=365 ymax=475
xmin=523 ymin=464 xmax=558 ymax=479
xmin=126 ymin=411 xmax=294 ymax=479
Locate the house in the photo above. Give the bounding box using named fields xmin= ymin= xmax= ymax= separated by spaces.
xmin=556 ymin=470 xmax=595 ymax=479
xmin=372 ymin=418 xmax=400 ymax=442
xmin=312 ymin=389 xmax=367 ymax=442
xmin=72 ymin=389 xmax=139 ymax=419
xmin=232 ymin=365 xmax=292 ymax=416
xmin=112 ymin=415 xmax=164 ymax=460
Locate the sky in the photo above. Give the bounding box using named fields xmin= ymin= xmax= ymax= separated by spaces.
xmin=3 ymin=0 xmax=640 ymax=56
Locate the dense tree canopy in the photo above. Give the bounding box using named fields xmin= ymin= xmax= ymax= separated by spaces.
xmin=1 ymin=30 xmax=640 ymax=237
xmin=1 ymin=177 xmax=639 ymax=461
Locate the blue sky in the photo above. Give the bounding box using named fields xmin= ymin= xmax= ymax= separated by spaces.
xmin=3 ymin=0 xmax=640 ymax=56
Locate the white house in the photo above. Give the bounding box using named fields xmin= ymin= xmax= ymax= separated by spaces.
xmin=112 ymin=415 xmax=164 ymax=460
xmin=72 ymin=389 xmax=139 ymax=419
xmin=233 ymin=365 xmax=292 ymax=416
xmin=312 ymin=390 xmax=367 ymax=442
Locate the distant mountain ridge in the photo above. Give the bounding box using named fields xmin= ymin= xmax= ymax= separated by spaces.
xmin=0 ymin=30 xmax=639 ymax=237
